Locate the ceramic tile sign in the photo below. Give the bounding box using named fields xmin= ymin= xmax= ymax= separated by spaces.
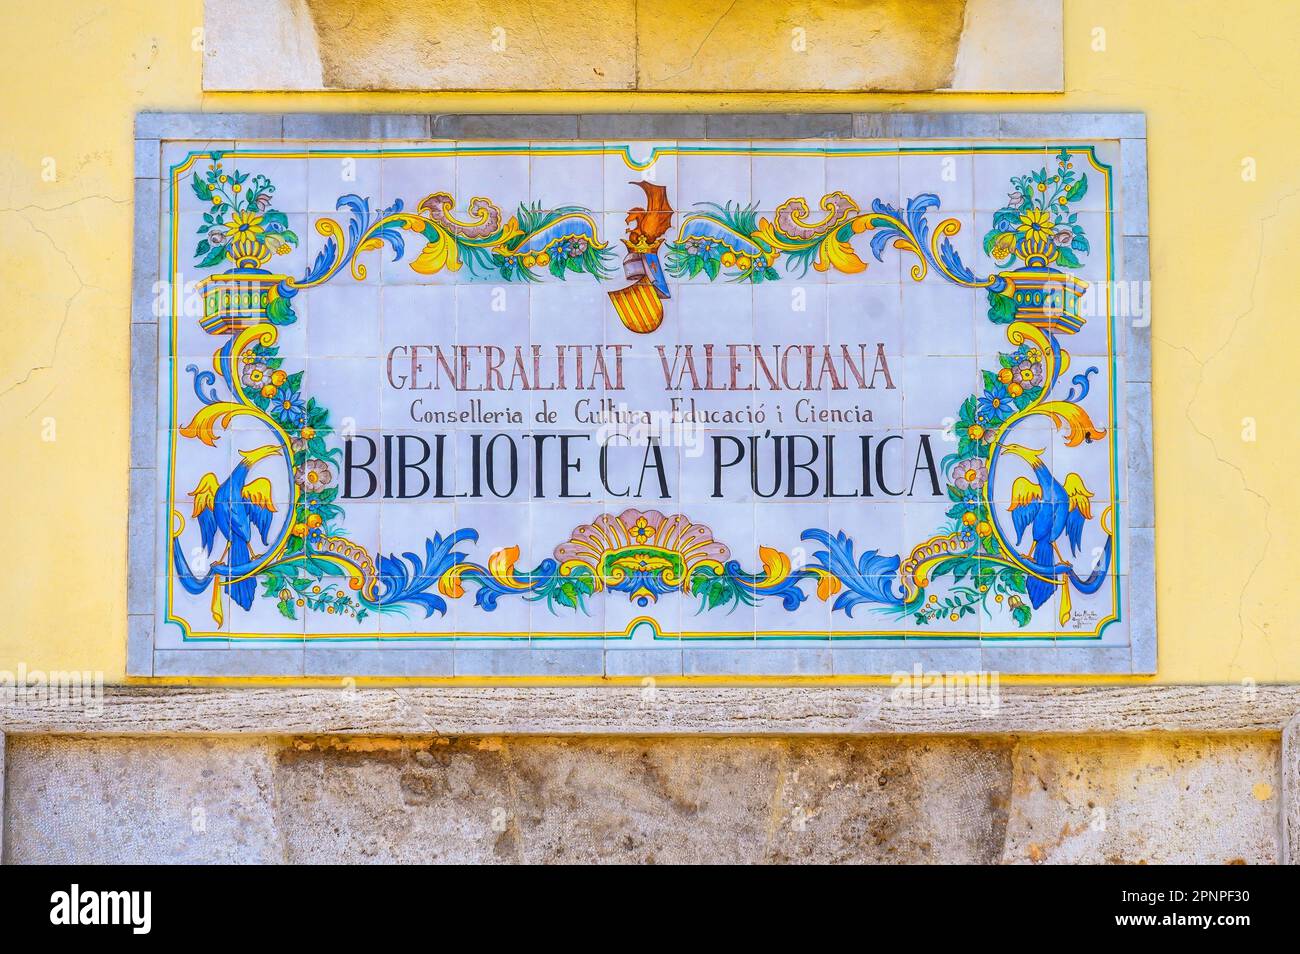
xmin=147 ymin=133 xmax=1147 ymax=675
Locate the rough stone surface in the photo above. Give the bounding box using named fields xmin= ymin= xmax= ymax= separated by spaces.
xmin=306 ymin=0 xmax=638 ymax=91
xmin=4 ymin=737 xmax=285 ymax=864
xmin=1003 ymin=736 xmax=1279 ymax=865
xmin=2 ymin=734 xmax=1281 ymax=864
xmin=1282 ymin=713 xmax=1298 ymax=864
xmin=203 ymin=0 xmax=1063 ymax=92
xmin=3 ymin=685 xmax=1293 ymax=736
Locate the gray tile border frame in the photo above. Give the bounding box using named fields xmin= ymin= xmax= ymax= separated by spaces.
xmin=128 ymin=112 xmax=1152 ymax=678
xmin=128 ymin=322 xmax=157 ymax=469
xmin=126 ymin=616 xmax=154 ymax=677
xmin=576 ymin=114 xmax=708 ymax=139
xmin=682 ymin=647 xmax=834 ymax=676
xmin=430 ymin=113 xmax=577 ymax=140
xmin=1129 ymin=529 xmax=1157 ymax=674
xmin=283 ymin=113 xmax=432 ymax=140
xmin=833 ymin=647 xmax=983 ymax=676
xmin=453 ymin=649 xmax=605 ymax=677
xmin=303 ymin=648 xmax=455 ymax=677
xmin=1126 ymin=383 xmax=1155 ymax=530
xmin=126 ymin=171 xmax=160 ymax=677
xmin=135 ymin=113 xmax=285 ymax=140
xmin=153 ymin=649 xmax=305 ymax=677
xmin=133 ymin=137 xmax=160 ymax=180
xmin=1124 ymin=235 xmax=1152 ymax=383
xmin=136 ymin=111 xmax=1148 ymax=143
xmin=130 ymin=177 xmax=159 ymax=322
xmin=1120 ymin=138 xmax=1150 ymax=236
xmin=603 ymin=648 xmax=685 ymax=677
xmin=704 ymin=113 xmax=854 ymax=139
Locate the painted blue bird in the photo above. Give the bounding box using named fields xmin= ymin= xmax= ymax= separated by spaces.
xmin=188 ymin=443 xmax=281 ymax=612
xmin=1001 ymin=443 xmax=1095 ymax=611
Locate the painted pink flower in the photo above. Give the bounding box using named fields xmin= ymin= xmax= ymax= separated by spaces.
xmin=239 ymin=359 xmax=268 ymax=388
xmin=1015 ymin=359 xmax=1045 ymax=388
xmin=951 ymin=458 xmax=988 ymax=491
xmin=296 ymin=459 xmax=334 ymax=491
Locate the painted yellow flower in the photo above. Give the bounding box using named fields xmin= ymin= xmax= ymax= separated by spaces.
xmin=630 ymin=516 xmax=654 ymax=544
xmin=228 ymin=210 xmax=265 ymax=239
xmin=1017 ymin=208 xmax=1052 ymax=238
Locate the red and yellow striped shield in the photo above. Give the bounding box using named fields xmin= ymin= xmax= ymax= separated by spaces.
xmin=608 ymin=282 xmax=665 ymax=335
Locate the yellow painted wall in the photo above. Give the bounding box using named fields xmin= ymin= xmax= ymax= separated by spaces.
xmin=0 ymin=0 xmax=1292 ymax=684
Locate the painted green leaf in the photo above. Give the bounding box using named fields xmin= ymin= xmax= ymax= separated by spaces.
xmin=1055 ymin=247 xmax=1081 ymax=269
xmin=987 ymin=289 xmax=1017 ymax=324
xmin=266 ymin=296 xmax=296 ymax=325
xmin=197 ymin=244 xmax=227 ymax=268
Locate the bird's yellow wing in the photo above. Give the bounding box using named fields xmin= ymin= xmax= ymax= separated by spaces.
xmin=1009 ymin=476 xmax=1041 ymax=509
xmin=1063 ymin=473 xmax=1094 ymax=519
xmin=188 ymin=473 xmax=219 ymax=517
xmin=241 ymin=477 xmax=278 ymax=512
